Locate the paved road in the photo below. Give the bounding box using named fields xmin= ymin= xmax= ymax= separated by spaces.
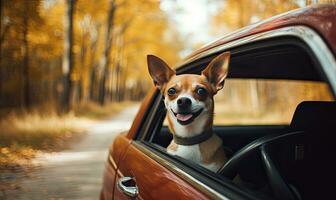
xmin=1 ymin=105 xmax=139 ymax=200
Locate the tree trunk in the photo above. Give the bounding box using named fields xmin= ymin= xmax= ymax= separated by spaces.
xmin=98 ymin=68 xmax=107 ymax=104
xmin=79 ymin=31 xmax=88 ymax=103
xmin=89 ymin=67 xmax=96 ymax=101
xmin=22 ymin=0 xmax=30 ymax=109
xmin=61 ymin=0 xmax=75 ymax=112
xmin=99 ymin=0 xmax=116 ymax=105
xmin=88 ymin=23 xmax=100 ymax=102
xmin=0 ymin=0 xmax=9 ymax=45
xmin=0 ymin=0 xmax=3 ymax=102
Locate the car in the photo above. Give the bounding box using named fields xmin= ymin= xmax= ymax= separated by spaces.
xmin=100 ymin=5 xmax=336 ymax=200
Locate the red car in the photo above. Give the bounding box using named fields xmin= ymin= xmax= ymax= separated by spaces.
xmin=101 ymin=5 xmax=336 ymax=200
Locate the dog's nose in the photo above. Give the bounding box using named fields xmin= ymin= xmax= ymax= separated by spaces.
xmin=177 ymin=97 xmax=192 ymax=107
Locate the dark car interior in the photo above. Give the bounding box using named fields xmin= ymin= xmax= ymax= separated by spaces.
xmin=151 ymin=101 xmax=336 ymax=200
xmin=140 ymin=38 xmax=336 ymax=200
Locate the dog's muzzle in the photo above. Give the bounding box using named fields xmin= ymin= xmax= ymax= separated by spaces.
xmin=172 ymin=108 xmax=204 ymax=125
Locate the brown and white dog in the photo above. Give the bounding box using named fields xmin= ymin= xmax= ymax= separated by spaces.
xmin=147 ymin=52 xmax=230 ymax=172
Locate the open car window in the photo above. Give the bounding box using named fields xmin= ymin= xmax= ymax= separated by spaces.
xmin=213 ymin=78 xmax=333 ymax=125
xmin=162 ymin=78 xmax=333 ymax=126
xmin=164 ymin=79 xmax=334 ymax=126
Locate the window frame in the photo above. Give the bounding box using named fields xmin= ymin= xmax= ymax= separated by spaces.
xmin=132 ymin=26 xmax=336 ymax=200
xmin=177 ymin=26 xmax=336 ymax=97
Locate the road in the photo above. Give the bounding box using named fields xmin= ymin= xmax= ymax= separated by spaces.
xmin=0 ymin=105 xmax=139 ymax=200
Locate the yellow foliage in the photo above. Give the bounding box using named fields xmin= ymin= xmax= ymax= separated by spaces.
xmin=211 ymin=0 xmax=300 ymax=33
xmin=1 ymin=0 xmax=184 ymax=107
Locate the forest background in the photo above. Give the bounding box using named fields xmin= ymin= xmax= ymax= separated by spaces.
xmin=0 ymin=0 xmax=333 ymax=166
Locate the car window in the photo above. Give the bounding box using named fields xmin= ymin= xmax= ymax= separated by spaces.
xmin=162 ymin=79 xmax=333 ymax=126
xmin=214 ymin=78 xmax=333 ymax=125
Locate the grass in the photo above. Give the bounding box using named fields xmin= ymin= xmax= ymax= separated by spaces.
xmin=0 ymin=101 xmax=137 ymax=169
xmin=74 ymin=101 xmax=135 ymax=120
xmin=0 ymin=112 xmax=92 ymax=169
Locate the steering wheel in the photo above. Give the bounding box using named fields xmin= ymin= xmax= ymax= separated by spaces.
xmin=219 ymin=131 xmax=304 ymax=200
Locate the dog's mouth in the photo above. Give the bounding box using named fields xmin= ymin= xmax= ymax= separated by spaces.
xmin=172 ymin=108 xmax=204 ymax=125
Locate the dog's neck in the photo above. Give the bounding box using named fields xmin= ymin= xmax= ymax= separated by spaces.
xmin=173 ymin=129 xmax=213 ymax=145
xmin=167 ymin=107 xmax=214 ymax=143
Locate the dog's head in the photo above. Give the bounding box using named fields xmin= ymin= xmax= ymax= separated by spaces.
xmin=147 ymin=52 xmax=230 ymax=136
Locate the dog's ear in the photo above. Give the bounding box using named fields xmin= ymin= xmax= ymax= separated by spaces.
xmin=202 ymin=51 xmax=230 ymax=94
xmin=147 ymin=55 xmax=175 ymax=90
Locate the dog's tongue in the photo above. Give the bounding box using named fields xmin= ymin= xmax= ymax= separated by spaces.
xmin=176 ymin=113 xmax=193 ymax=121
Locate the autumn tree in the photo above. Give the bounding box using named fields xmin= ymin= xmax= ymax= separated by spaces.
xmin=0 ymin=0 xmax=184 ymax=112
xmin=62 ymin=0 xmax=76 ymax=112
xmin=0 ymin=0 xmax=3 ymax=101
xmin=211 ymin=0 xmax=299 ymax=32
xmin=97 ymin=0 xmax=116 ymax=105
xmin=22 ymin=0 xmax=30 ymax=109
xmin=0 ymin=0 xmax=43 ymax=109
xmin=110 ymin=0 xmax=183 ymax=101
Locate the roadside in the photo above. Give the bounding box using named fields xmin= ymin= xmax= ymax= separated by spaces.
xmin=0 ymin=104 xmax=139 ymax=200
xmin=0 ymin=101 xmax=135 ymax=167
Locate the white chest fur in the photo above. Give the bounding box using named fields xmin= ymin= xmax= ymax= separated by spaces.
xmin=169 ymin=144 xmax=202 ymax=163
xmin=168 ymin=141 xmax=222 ymax=172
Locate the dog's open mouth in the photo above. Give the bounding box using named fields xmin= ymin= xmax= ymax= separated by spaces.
xmin=172 ymin=108 xmax=204 ymax=125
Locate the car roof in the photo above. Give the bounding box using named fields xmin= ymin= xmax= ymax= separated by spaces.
xmin=177 ymin=4 xmax=336 ymax=69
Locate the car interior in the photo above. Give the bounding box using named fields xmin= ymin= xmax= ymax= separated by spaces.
xmin=139 ymin=38 xmax=335 ymax=200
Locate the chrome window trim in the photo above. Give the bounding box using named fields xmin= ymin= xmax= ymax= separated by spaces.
xmin=178 ymin=26 xmax=336 ymax=95
xmin=132 ymin=141 xmax=230 ymax=200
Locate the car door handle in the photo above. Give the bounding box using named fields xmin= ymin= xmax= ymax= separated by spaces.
xmin=117 ymin=176 xmax=139 ymax=198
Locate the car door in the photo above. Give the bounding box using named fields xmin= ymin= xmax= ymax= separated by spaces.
xmin=114 ymin=143 xmax=211 ymax=200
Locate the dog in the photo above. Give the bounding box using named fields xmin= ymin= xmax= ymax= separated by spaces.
xmin=147 ymin=52 xmax=230 ymax=172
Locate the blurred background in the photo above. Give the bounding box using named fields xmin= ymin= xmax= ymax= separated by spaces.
xmin=0 ymin=0 xmax=335 ymax=199
xmin=0 ymin=0 xmax=305 ymax=153
xmin=0 ymin=0 xmax=333 ymax=175
xmin=0 ymin=0 xmax=319 ymax=113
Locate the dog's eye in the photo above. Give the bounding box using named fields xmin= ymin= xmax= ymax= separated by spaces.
xmin=167 ymin=88 xmax=176 ymax=96
xmin=196 ymin=88 xmax=207 ymax=96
